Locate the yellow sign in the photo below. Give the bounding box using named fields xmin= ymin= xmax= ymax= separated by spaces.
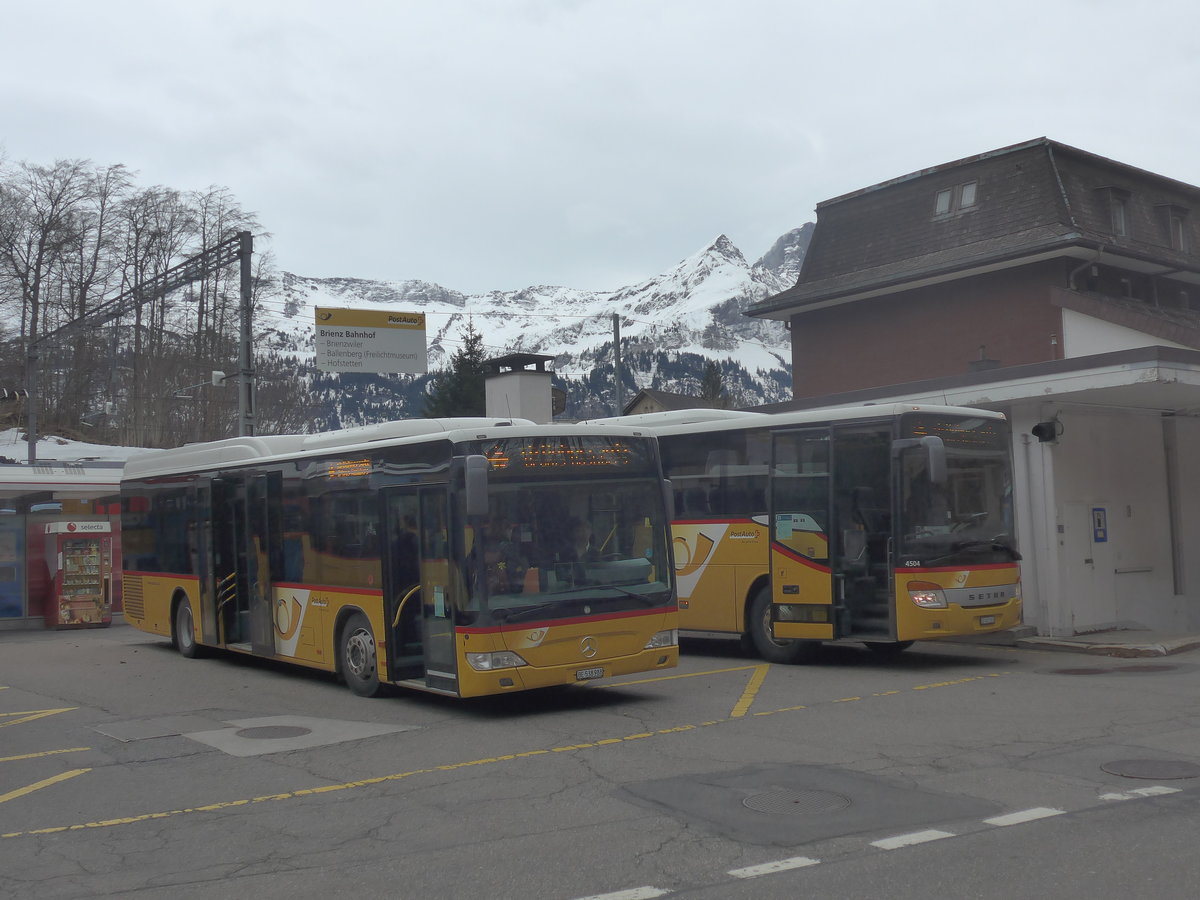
xmin=313 ymin=307 xmax=428 ymax=374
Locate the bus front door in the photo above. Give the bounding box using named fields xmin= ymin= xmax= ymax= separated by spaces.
xmin=829 ymin=424 xmax=894 ymax=639
xmin=769 ymin=428 xmax=835 ymax=641
xmin=382 ymin=488 xmax=459 ymax=693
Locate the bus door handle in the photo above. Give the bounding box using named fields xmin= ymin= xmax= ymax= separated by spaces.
xmin=392 ymin=584 xmax=421 ymax=627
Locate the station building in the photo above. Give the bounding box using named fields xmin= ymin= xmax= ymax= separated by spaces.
xmin=749 ymin=138 xmax=1200 ymax=637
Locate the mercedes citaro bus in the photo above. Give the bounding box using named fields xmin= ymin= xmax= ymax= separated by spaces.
xmin=121 ymin=418 xmax=678 ymax=697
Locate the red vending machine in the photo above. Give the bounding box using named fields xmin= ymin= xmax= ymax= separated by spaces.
xmin=44 ymin=522 xmax=113 ymax=628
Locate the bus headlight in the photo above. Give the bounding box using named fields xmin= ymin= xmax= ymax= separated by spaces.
xmin=466 ymin=650 xmax=528 ymax=671
xmin=644 ymin=629 xmax=678 ymax=649
xmin=907 ymin=581 xmax=948 ymax=609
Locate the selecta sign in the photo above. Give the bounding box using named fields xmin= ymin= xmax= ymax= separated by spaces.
xmin=313 ymin=307 xmax=428 ymax=374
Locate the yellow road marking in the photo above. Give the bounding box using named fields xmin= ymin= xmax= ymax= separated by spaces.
xmin=0 ymin=708 xmax=78 ymax=729
xmin=0 ymin=769 xmax=91 ymax=806
xmin=729 ymin=664 xmax=769 ymax=718
xmin=0 ymin=748 xmax=90 ymax=764
xmin=0 ymin=671 xmax=1011 ymax=840
xmin=593 ymin=664 xmax=765 ymax=688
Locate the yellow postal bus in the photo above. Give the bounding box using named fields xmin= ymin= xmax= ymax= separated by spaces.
xmin=615 ymin=404 xmax=1021 ymax=662
xmin=121 ymin=418 xmax=678 ymax=697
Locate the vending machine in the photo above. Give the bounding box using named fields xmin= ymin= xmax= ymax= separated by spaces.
xmin=44 ymin=521 xmax=113 ymax=628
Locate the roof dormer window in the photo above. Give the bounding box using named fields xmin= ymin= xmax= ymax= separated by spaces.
xmin=1098 ymin=186 xmax=1132 ymax=237
xmin=1171 ymin=212 xmax=1188 ymax=251
xmin=933 ymin=181 xmax=978 ymax=218
xmin=1112 ymin=196 xmax=1128 ymax=236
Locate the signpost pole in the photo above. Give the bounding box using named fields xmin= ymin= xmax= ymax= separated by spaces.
xmin=238 ymin=231 xmax=256 ymax=436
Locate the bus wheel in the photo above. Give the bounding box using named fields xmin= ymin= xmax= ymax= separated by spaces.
xmin=747 ymin=586 xmax=813 ymax=664
xmin=340 ymin=612 xmax=383 ymax=697
xmin=173 ymin=595 xmax=201 ymax=659
xmin=865 ymin=641 xmax=914 ymax=656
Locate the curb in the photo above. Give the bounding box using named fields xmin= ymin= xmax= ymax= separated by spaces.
xmin=1014 ymin=637 xmax=1200 ymax=658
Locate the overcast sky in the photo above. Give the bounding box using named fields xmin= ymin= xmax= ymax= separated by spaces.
xmin=3 ymin=0 xmax=1198 ymax=294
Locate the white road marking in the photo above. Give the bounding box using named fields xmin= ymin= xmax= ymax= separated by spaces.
xmin=984 ymin=807 xmax=1065 ymax=826
xmin=573 ymin=888 xmax=671 ymax=900
xmin=1101 ymin=785 xmax=1181 ymax=801
xmin=871 ymin=829 xmax=955 ymax=850
xmin=728 ymin=856 xmax=821 ymax=878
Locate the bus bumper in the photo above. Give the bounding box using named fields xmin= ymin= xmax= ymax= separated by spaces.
xmin=458 ymin=646 xmax=679 ymax=696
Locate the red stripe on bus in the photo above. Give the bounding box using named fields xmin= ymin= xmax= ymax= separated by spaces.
xmin=672 ymin=517 xmax=760 ymax=526
xmin=769 ymin=543 xmax=832 ymax=572
xmin=457 ymin=604 xmax=676 ymax=635
xmin=122 ymin=573 xmax=385 ymax=596
xmin=273 ymin=583 xmax=384 ymax=596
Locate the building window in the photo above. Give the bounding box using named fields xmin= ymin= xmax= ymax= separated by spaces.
xmin=1111 ymin=196 xmax=1128 ymax=236
xmin=933 ymin=181 xmax=978 ymax=218
xmin=1169 ymin=210 xmax=1188 ymax=251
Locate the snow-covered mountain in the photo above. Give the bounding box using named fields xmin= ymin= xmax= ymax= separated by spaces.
xmin=263 ymin=225 xmax=811 ymax=424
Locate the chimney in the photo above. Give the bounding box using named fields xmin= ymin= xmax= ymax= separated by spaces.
xmin=484 ymin=353 xmax=556 ymax=423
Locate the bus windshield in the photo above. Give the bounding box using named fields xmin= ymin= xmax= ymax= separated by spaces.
xmin=897 ymin=414 xmax=1019 ymax=567
xmin=464 ymin=435 xmax=673 ymax=625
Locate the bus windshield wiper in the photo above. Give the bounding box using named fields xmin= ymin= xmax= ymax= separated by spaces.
xmin=925 ymin=537 xmax=1021 ymax=565
xmin=551 ymin=583 xmax=656 ymax=603
xmin=491 ymin=601 xmax=569 ymax=623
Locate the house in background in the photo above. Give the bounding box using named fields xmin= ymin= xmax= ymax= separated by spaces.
xmin=622 ymin=389 xmax=716 ymax=417
xmin=748 ymin=138 xmax=1200 ymax=637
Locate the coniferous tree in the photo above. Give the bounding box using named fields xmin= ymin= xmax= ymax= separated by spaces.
xmin=699 ymin=359 xmax=729 ymax=408
xmin=423 ymin=319 xmax=487 ymax=417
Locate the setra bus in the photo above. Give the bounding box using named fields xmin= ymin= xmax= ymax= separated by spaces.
xmin=610 ymin=404 xmax=1021 ymax=662
xmin=120 ymin=418 xmax=678 ymax=697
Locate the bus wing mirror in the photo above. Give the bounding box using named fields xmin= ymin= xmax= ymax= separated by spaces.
xmin=464 ymin=455 xmax=490 ymax=517
xmin=892 ymin=435 xmax=947 ymax=486
xmin=663 ymin=478 xmax=675 ymax=521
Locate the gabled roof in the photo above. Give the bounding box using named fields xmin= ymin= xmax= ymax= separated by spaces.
xmin=749 ymin=138 xmax=1200 ymax=320
xmin=621 ymin=388 xmax=713 ymax=416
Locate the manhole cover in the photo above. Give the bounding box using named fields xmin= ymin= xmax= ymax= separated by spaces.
xmin=1101 ymin=759 xmax=1200 ymax=780
xmin=234 ymin=725 xmax=314 ymax=740
xmin=1052 ymin=668 xmax=1111 ymax=675
xmin=742 ymin=789 xmax=851 ymax=815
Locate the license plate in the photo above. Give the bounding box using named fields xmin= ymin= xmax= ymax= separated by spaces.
xmin=575 ymin=666 xmax=604 ymax=681
xmin=979 ymin=615 xmax=997 ymax=626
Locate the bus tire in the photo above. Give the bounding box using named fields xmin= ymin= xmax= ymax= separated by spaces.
xmin=173 ymin=595 xmax=201 ymax=659
xmin=747 ymin=586 xmax=813 ymax=664
xmin=340 ymin=612 xmax=383 ymax=698
xmin=865 ymin=640 xmax=914 ymax=656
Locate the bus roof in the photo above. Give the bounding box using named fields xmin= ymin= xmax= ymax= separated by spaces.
xmin=635 ymin=403 xmax=1007 ymax=437
xmin=121 ymin=417 xmax=660 ymax=481
xmin=586 ymin=409 xmax=765 ymax=428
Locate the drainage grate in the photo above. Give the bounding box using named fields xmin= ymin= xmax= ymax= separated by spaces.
xmin=1101 ymin=759 xmax=1200 ymax=780
xmin=234 ymin=725 xmax=314 ymax=740
xmin=742 ymin=789 xmax=852 ymax=815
